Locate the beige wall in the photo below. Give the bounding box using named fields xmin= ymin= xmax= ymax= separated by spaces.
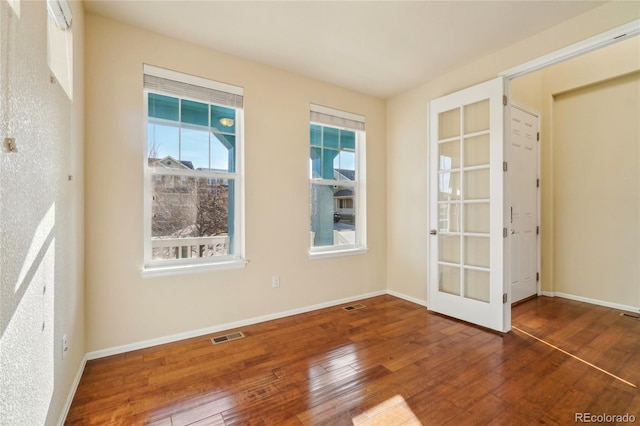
xmin=551 ymin=71 xmax=639 ymax=306
xmin=386 ymin=2 xmax=640 ymax=304
xmin=84 ymin=14 xmax=387 ymax=352
xmin=537 ymin=35 xmax=640 ymax=307
xmin=0 ymin=1 xmax=85 ymax=424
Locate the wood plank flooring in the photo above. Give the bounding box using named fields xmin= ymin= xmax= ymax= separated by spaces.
xmin=66 ymin=295 xmax=640 ymax=425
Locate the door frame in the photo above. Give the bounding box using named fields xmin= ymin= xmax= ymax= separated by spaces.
xmin=500 ymin=19 xmax=639 ymax=304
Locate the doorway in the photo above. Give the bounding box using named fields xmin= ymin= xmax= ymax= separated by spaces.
xmin=427 ymin=20 xmax=639 ymax=332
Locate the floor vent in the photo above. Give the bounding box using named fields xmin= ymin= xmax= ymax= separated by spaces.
xmin=211 ymin=331 xmax=245 ymax=345
xmin=620 ymin=312 xmax=640 ymax=321
xmin=343 ymin=303 xmax=365 ymax=312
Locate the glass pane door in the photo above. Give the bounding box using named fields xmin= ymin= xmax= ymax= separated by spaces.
xmin=437 ymin=100 xmax=491 ymax=302
xmin=429 ymin=77 xmax=508 ymax=332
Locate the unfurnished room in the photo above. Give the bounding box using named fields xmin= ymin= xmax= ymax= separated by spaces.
xmin=1 ymin=1 xmax=639 ymax=424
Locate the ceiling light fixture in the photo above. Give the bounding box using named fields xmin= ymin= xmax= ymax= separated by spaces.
xmin=219 ymin=117 xmax=234 ymax=127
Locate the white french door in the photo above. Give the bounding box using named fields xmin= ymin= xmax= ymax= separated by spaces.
xmin=428 ymin=77 xmax=510 ymax=332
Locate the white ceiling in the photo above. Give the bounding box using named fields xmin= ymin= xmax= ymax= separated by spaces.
xmin=83 ymin=1 xmax=605 ymax=99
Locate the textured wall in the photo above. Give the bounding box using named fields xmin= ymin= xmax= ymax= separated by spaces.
xmin=0 ymin=1 xmax=84 ymax=424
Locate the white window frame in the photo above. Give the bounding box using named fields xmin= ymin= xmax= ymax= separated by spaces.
xmin=309 ymin=104 xmax=368 ymax=259
xmin=142 ymin=65 xmax=246 ymax=277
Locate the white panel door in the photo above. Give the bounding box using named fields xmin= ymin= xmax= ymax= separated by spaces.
xmin=428 ymin=77 xmax=509 ymax=333
xmin=510 ymin=106 xmax=539 ymax=303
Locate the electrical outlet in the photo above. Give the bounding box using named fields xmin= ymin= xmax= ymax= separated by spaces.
xmin=272 ymin=275 xmax=280 ymax=288
xmin=62 ymin=334 xmax=68 ymax=359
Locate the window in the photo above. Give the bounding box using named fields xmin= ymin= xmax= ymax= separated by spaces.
xmin=47 ymin=0 xmax=73 ymax=99
xmin=143 ymin=65 xmax=245 ymax=275
xmin=309 ymin=104 xmax=367 ymax=257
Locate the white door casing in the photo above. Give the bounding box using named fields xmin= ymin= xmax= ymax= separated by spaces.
xmin=428 ymin=77 xmax=510 ymax=333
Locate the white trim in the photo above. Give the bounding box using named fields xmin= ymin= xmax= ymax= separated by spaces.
xmin=386 ymin=290 xmax=428 ymax=308
xmin=47 ymin=0 xmax=72 ymax=30
xmin=57 ymin=354 xmax=87 ymax=426
xmin=501 ymin=19 xmax=640 ymax=79
xmin=86 ymin=290 xmax=386 ymax=360
xmin=143 ymin=64 xmax=243 ymax=96
xmin=540 ymin=292 xmax=640 ymax=314
xmin=142 ymin=258 xmax=247 ymax=278
xmin=310 ymin=103 xmax=365 ymax=124
xmin=309 ymin=246 xmax=368 ymax=259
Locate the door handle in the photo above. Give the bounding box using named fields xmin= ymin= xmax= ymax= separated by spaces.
xmin=430 ymin=229 xmax=437 ymax=235
xmin=510 ymin=229 xmax=515 ymax=234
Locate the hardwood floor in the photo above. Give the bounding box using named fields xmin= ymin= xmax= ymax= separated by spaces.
xmin=66 ymin=295 xmax=640 ymax=425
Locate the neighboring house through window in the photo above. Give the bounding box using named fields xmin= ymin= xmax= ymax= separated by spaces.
xmin=309 ymin=104 xmax=367 ymax=257
xmin=143 ymin=65 xmax=245 ymax=275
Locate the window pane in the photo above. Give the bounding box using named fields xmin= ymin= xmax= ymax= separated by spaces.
xmin=322 ymin=148 xmax=338 ymax=179
xmin=464 ymin=168 xmax=490 ymax=200
xmin=438 ymin=202 xmax=460 ymax=232
xmin=148 ymin=93 xmax=178 ymax=121
xmin=310 ymin=184 xmax=356 ymax=248
xmin=323 ymin=126 xmax=339 ymax=149
xmin=439 ymin=140 xmax=460 ymax=170
xmin=310 ymin=124 xmax=322 ymax=147
xmin=464 ymin=203 xmax=490 ymax=233
xmin=334 ymin=150 xmax=355 ymax=181
xmin=340 ymin=129 xmax=355 ymax=150
xmin=465 ymin=236 xmax=489 ymax=267
xmin=180 ymin=127 xmax=209 ymax=170
xmin=151 ymin=175 xmax=232 ymax=259
xmin=464 ymin=99 xmax=490 ymax=134
xmin=310 ymin=147 xmax=322 ymax=178
xmin=439 ymin=172 xmax=460 ymax=201
xmin=464 ymin=269 xmax=490 ymax=303
xmin=464 ymin=134 xmax=489 ymax=167
xmin=211 ymin=105 xmax=236 ymax=134
xmin=181 ymin=99 xmax=209 ymax=126
xmin=439 ymin=107 xmax=460 ymax=140
xmin=211 ymin=133 xmax=235 ymax=173
xmin=439 ymin=235 xmax=460 ymax=264
xmin=439 ymin=265 xmax=460 ymax=296
xmin=148 ymin=123 xmax=179 ymax=161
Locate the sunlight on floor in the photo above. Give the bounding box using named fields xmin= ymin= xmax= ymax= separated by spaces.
xmin=352 ymin=394 xmax=422 ymax=426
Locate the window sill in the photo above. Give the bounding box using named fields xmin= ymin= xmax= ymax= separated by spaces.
xmin=309 ymin=247 xmax=368 ymax=260
xmin=142 ymin=259 xmax=247 ymax=278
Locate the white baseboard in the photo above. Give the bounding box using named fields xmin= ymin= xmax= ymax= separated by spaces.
xmin=386 ymin=290 xmax=428 ymax=308
xmin=57 ymin=354 xmax=87 ymax=426
xmin=540 ymin=291 xmax=640 ymax=313
xmin=86 ymin=290 xmax=387 ymax=360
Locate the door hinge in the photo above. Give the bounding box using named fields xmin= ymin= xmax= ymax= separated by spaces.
xmin=510 ymin=206 xmax=513 ymax=223
xmin=503 ymin=293 xmax=508 ymax=304
xmin=537 ymin=132 xmax=540 ymax=141
xmin=503 ymin=95 xmax=508 ymax=106
xmin=536 ymin=272 xmax=540 ymax=282
xmin=503 ymin=228 xmax=508 ymax=238
xmin=536 ymin=178 xmax=540 ymax=188
xmin=503 ymin=161 xmax=508 ymax=172
xmin=536 ymin=226 xmax=539 ymax=235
